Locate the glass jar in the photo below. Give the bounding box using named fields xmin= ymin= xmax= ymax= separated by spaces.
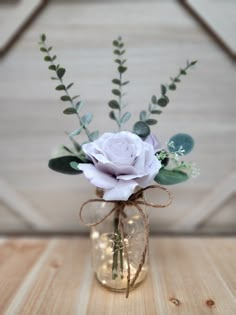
xmin=90 ymin=201 xmax=149 ymax=292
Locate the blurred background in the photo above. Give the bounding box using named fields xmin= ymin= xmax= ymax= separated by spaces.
xmin=0 ymin=0 xmax=235 ymax=234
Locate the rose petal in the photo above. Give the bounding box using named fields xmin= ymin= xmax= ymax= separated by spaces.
xmin=103 ymin=180 xmax=137 ymax=201
xmin=78 ymin=163 xmax=116 ymax=189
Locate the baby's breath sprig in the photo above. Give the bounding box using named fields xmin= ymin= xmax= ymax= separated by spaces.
xmin=38 ymin=34 xmax=99 ymax=143
xmin=108 ymin=36 xmax=131 ymax=131
xmin=133 ymin=60 xmax=198 ymax=139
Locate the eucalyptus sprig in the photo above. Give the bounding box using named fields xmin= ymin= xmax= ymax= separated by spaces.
xmin=108 ymin=36 xmax=131 ymax=130
xmin=38 ymin=34 xmax=99 ymax=143
xmin=133 ymin=60 xmax=198 ymax=139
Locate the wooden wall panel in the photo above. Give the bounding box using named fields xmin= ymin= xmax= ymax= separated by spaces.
xmin=0 ymin=0 xmax=235 ymax=233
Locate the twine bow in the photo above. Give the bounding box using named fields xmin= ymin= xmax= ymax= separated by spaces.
xmin=80 ymin=185 xmax=172 ymax=298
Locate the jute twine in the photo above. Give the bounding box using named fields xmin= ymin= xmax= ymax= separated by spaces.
xmin=79 ymin=185 xmax=172 ymax=298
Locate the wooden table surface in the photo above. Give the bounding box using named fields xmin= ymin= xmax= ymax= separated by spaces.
xmin=0 ymin=237 xmax=235 ymax=315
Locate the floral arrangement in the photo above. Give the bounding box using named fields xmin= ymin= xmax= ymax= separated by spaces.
xmin=39 ymin=34 xmax=198 ymax=296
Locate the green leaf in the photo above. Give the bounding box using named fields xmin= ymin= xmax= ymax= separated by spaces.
xmin=49 ymin=65 xmax=56 ymax=71
xmin=174 ymin=78 xmax=181 ymax=83
xmin=40 ymin=47 xmax=47 ymax=52
xmin=70 ymin=127 xmax=83 ymax=137
xmin=57 ymin=68 xmax=66 ymax=79
xmin=112 ymin=89 xmax=121 ymax=96
xmin=180 ymin=69 xmax=186 ymax=75
xmin=161 ymin=84 xmax=167 ymax=95
xmin=69 ymin=136 xmax=81 ymax=152
xmin=48 ymin=156 xmax=83 ymax=175
xmin=133 ymin=121 xmax=150 ymax=138
xmin=155 ymin=168 xmax=189 ymax=185
xmin=109 ymin=110 xmax=117 ymax=121
xmin=190 ymin=60 xmax=198 ymax=66
xmin=75 ymin=101 xmax=84 ymax=111
xmin=120 ymin=50 xmax=126 ymax=55
xmin=113 ymin=49 xmax=121 ymax=55
xmin=115 ymin=59 xmax=121 ymax=65
xmin=67 ymin=83 xmax=74 ymax=89
xmin=44 ymin=56 xmax=51 ymax=62
xmin=150 ymin=109 xmax=162 ymax=114
xmin=157 ymin=96 xmax=169 ymax=107
xmin=60 ymin=95 xmax=71 ymax=102
xmin=63 ymin=108 xmax=77 ymax=115
xmin=51 ymin=77 xmax=58 ymax=80
xmin=169 ymin=83 xmax=176 ymax=90
xmin=89 ymin=130 xmax=99 ymax=141
xmin=62 ymin=146 xmax=74 ymax=154
xmin=48 ymin=46 xmax=53 ymax=51
xmin=52 ymin=55 xmax=57 ymax=61
xmin=168 ymin=133 xmax=194 ymax=155
xmin=56 ymin=84 xmax=66 ymax=91
xmin=118 ymin=66 xmax=127 ymax=73
xmin=81 ymin=113 xmax=93 ymax=126
xmin=120 ymin=112 xmax=131 ymax=124
xmin=151 ymin=95 xmax=157 ymax=104
xmin=139 ymin=110 xmax=147 ymax=121
xmin=40 ymin=34 xmax=46 ymax=42
xmin=72 ymin=95 xmax=80 ymax=100
xmin=108 ymin=100 xmax=120 ymax=109
xmin=119 ymin=43 xmax=124 ymax=48
xmin=113 ymin=40 xmax=119 ymax=47
xmin=112 ymin=79 xmax=121 ymax=85
xmin=122 ymin=81 xmax=130 ymax=86
xmin=146 ymin=118 xmax=157 ymax=125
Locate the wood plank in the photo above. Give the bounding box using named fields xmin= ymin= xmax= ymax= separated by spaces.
xmin=0 ymin=237 xmax=235 ymax=314
xmin=0 ymin=238 xmax=48 ymax=314
xmin=181 ymin=0 xmax=236 ymax=60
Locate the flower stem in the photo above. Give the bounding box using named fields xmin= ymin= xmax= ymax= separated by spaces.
xmin=112 ymin=211 xmax=124 ymax=280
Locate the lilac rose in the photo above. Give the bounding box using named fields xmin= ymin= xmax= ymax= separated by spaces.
xmin=78 ymin=131 xmax=161 ymax=201
xmin=145 ymin=134 xmax=162 ymax=152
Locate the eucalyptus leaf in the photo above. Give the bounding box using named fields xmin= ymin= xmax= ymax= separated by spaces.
xmin=89 ymin=130 xmax=99 ymax=141
xmin=150 ymin=109 xmax=162 ymax=114
xmin=56 ymin=85 xmax=66 ymax=91
xmin=169 ymin=83 xmax=176 ymax=90
xmin=113 ymin=49 xmax=121 ymax=55
xmin=41 ymin=34 xmax=46 ymax=42
xmin=75 ymin=101 xmax=84 ymax=111
xmin=81 ymin=113 xmax=93 ymax=126
xmin=161 ymin=84 xmax=167 ymax=95
xmin=61 ymin=95 xmax=71 ymax=102
xmin=70 ymin=127 xmax=83 ymax=137
xmin=157 ymin=96 xmax=169 ymax=107
xmin=108 ymin=100 xmax=120 ymax=109
xmin=154 ymin=168 xmax=189 ymax=185
xmin=120 ymin=112 xmax=131 ymax=124
xmin=112 ymin=89 xmax=121 ymax=96
xmin=151 ymin=95 xmax=157 ymax=104
xmin=40 ymin=47 xmax=47 ymax=52
xmin=139 ymin=110 xmax=147 ymax=121
xmin=49 ymin=65 xmax=56 ymax=71
xmin=109 ymin=110 xmax=117 ymax=121
xmin=48 ymin=156 xmax=83 ymax=175
xmin=146 ymin=118 xmax=157 ymax=125
xmin=63 ymin=108 xmax=77 ymax=115
xmin=44 ymin=56 xmax=51 ymax=62
xmin=72 ymin=95 xmax=80 ymax=100
xmin=118 ymin=66 xmax=127 ymax=73
xmin=113 ymin=40 xmax=119 ymax=47
xmin=168 ymin=133 xmax=194 ymax=155
xmin=133 ymin=121 xmax=150 ymax=138
xmin=67 ymin=83 xmax=74 ymax=89
xmin=57 ymin=68 xmax=66 ymax=79
xmin=122 ymin=81 xmax=130 ymax=86
xmin=112 ymin=79 xmax=121 ymax=85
